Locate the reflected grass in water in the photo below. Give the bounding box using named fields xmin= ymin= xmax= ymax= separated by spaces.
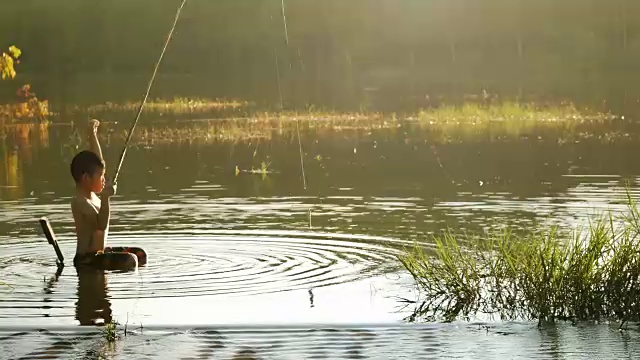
xmin=399 ymin=190 xmax=640 ymax=326
xmin=1 ymin=122 xmax=50 ymax=143
xmin=112 ymin=112 xmax=387 ymax=144
xmin=0 ymin=121 xmax=49 ymax=199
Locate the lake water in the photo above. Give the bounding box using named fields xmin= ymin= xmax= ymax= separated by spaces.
xmin=2 ymin=118 xmax=640 ymax=358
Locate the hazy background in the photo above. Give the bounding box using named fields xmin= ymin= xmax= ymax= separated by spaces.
xmin=1 ymin=0 xmax=639 ymax=114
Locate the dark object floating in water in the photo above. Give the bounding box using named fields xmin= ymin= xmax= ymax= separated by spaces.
xmin=38 ymin=216 xmax=147 ymax=271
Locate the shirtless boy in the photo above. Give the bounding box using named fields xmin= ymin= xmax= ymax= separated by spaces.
xmin=70 ymin=119 xmax=145 ymax=270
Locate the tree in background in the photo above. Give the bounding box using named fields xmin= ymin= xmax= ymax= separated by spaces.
xmin=0 ymin=45 xmax=49 ymax=122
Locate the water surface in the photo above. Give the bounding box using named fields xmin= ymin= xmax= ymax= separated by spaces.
xmin=2 ymin=119 xmax=640 ymax=357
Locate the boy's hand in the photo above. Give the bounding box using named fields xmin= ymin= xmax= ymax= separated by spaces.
xmin=101 ymin=180 xmax=117 ymax=198
xmin=88 ymin=119 xmax=100 ymax=135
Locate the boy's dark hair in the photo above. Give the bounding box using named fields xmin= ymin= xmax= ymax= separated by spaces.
xmin=70 ymin=150 xmax=105 ymax=183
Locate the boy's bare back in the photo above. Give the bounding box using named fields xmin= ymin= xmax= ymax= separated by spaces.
xmin=71 ymin=191 xmax=105 ymax=256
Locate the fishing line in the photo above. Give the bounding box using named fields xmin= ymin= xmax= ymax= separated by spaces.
xmin=430 ymin=144 xmax=456 ymax=185
xmin=273 ymin=48 xmax=284 ymax=110
xmin=280 ymin=0 xmax=304 ymax=189
xmin=277 ymin=0 xmax=311 ymax=227
xmin=110 ymin=0 xmax=186 ymax=322
xmin=280 ymin=0 xmax=290 ymax=48
xmin=296 ymin=119 xmax=307 ymax=191
xmin=112 ymin=0 xmax=187 ymax=183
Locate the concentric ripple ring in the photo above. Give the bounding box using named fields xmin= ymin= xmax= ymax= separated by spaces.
xmin=0 ymin=229 xmax=411 ymax=301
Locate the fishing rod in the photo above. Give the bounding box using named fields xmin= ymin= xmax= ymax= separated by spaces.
xmin=40 ymin=0 xmax=187 ymax=269
xmin=112 ymin=0 xmax=187 ymax=183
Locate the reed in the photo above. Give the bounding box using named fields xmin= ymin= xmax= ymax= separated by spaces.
xmin=399 ymin=189 xmax=640 ymax=326
xmin=412 ymin=101 xmax=616 ymax=142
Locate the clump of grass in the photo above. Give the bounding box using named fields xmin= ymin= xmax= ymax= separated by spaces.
xmin=413 ymin=101 xmax=616 ymax=142
xmin=416 ymin=101 xmax=612 ymax=124
xmin=103 ymin=319 xmax=118 ymax=342
xmin=399 ymin=190 xmax=640 ymax=326
xmin=110 ymin=111 xmax=388 ymax=144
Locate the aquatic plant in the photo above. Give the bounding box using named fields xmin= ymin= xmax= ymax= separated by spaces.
xmin=412 ymin=101 xmax=616 ymax=143
xmin=86 ymin=100 xmax=617 ymax=145
xmin=105 ymin=111 xmax=386 ymax=144
xmin=399 ymin=189 xmax=640 ymax=327
xmin=415 ymin=101 xmax=599 ymax=124
xmin=103 ymin=319 xmax=118 ymax=342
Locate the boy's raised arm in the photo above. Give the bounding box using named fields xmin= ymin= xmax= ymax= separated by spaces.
xmin=88 ymin=119 xmax=104 ymax=162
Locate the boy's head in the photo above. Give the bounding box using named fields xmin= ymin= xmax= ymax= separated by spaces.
xmin=70 ymin=151 xmax=105 ymax=193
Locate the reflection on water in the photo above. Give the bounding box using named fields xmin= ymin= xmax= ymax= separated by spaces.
xmin=0 ymin=122 xmax=50 ymax=200
xmin=2 ymin=323 xmax=640 ymax=359
xmin=2 ymin=118 xmax=640 ymax=358
xmin=76 ymin=269 xmax=112 ymax=326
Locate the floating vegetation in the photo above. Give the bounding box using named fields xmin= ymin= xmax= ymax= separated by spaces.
xmin=399 ymin=189 xmax=640 ymax=327
xmin=1 ymin=97 xmax=626 ymax=146
xmin=414 ymin=101 xmax=612 ymax=124
xmin=236 ymin=160 xmax=276 ymax=179
xmin=108 ymin=102 xmax=622 ymax=145
xmin=107 ymin=111 xmax=387 ymax=144
xmin=410 ymin=102 xmax=618 ymax=143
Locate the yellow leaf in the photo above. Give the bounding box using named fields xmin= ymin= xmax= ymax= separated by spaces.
xmin=8 ymin=46 xmax=21 ymax=59
xmin=1 ymin=53 xmax=15 ymax=80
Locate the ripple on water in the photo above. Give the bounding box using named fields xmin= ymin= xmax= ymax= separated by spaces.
xmin=0 ymin=230 xmax=411 ymax=305
xmin=2 ymin=323 xmax=640 ymax=359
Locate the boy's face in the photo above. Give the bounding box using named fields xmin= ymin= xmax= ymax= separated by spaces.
xmin=83 ymin=167 xmax=105 ymax=193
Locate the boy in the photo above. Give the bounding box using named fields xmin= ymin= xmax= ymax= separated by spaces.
xmin=70 ymin=119 xmax=141 ymax=270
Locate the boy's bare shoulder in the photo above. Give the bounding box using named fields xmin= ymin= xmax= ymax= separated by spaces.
xmin=71 ymin=193 xmax=99 ymax=216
